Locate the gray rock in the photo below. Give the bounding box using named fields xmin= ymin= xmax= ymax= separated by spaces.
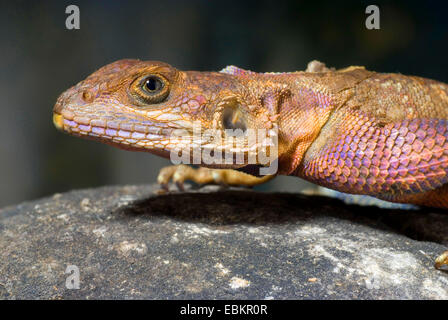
xmin=0 ymin=184 xmax=447 ymax=299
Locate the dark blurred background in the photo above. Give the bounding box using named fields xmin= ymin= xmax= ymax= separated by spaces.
xmin=0 ymin=0 xmax=447 ymax=207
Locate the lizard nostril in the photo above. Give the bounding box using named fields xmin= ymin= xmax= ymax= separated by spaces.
xmin=81 ymin=89 xmax=94 ymax=103
xmin=53 ymin=98 xmax=63 ymax=114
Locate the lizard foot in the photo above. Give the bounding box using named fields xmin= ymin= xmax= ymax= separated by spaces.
xmin=157 ymin=165 xmax=275 ymax=192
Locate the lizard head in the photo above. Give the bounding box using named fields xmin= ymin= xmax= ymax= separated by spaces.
xmin=53 ymin=59 xmax=279 ymax=171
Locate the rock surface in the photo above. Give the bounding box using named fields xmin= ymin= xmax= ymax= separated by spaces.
xmin=0 ymin=184 xmax=447 ymax=299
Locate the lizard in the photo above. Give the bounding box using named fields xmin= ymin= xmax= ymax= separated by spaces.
xmin=53 ymin=59 xmax=448 ymax=209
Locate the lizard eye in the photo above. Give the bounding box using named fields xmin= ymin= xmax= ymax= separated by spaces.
xmin=143 ymin=76 xmax=164 ymax=93
xmin=130 ymin=74 xmax=170 ymax=104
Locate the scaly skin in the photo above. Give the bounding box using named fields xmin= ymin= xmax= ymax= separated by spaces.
xmin=53 ymin=59 xmax=448 ymax=209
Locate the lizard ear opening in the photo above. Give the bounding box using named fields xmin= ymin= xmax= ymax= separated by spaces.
xmin=222 ymin=104 xmax=247 ymax=133
xmin=130 ymin=74 xmax=170 ymax=104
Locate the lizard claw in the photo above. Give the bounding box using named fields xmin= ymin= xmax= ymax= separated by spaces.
xmin=435 ymin=251 xmax=448 ymax=271
xmin=157 ymin=164 xmax=189 ymax=192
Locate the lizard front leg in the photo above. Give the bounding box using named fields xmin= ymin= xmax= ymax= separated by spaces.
xmin=157 ymin=164 xmax=275 ymax=191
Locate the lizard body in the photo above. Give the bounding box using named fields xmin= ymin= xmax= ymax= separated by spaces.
xmin=53 ymin=59 xmax=448 ymax=209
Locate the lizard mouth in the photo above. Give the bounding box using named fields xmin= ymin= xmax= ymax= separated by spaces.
xmin=52 ymin=111 xmax=173 ymax=152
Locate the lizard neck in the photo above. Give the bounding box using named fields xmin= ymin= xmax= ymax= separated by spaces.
xmin=275 ymin=83 xmax=342 ymax=175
